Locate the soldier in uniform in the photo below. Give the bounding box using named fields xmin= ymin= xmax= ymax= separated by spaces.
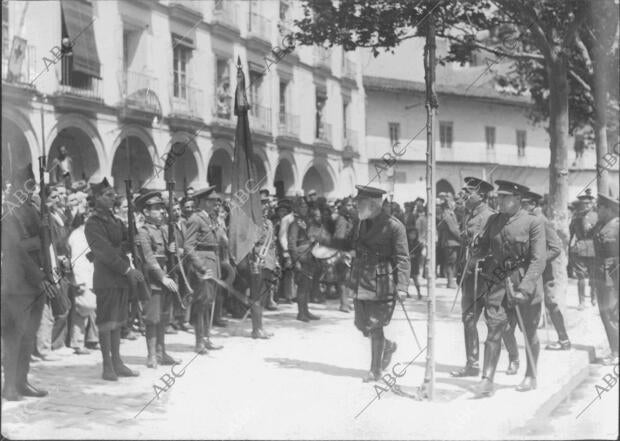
xmin=349 ymin=185 xmax=410 ymax=382
xmin=437 ymin=196 xmax=461 ymax=288
xmin=450 ymin=177 xmax=495 ymax=378
xmin=569 ymin=192 xmax=598 ymax=309
xmin=135 ymin=191 xmax=181 ymax=368
xmin=184 ymin=185 xmax=223 ymax=354
xmin=1 ymin=164 xmax=57 ymax=400
xmin=333 ymin=197 xmax=355 ymax=312
xmin=473 ymin=180 xmax=546 ymax=396
xmin=591 ymin=194 xmax=619 ymax=365
xmin=248 ymin=191 xmax=279 ymax=339
xmin=85 ymin=178 xmax=143 ymax=381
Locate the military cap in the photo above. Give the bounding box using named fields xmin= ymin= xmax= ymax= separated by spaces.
xmin=10 ymin=163 xmax=35 ymax=187
xmin=521 ymin=190 xmax=542 ymax=203
xmin=355 ymin=185 xmax=386 ymax=199
xmin=90 ymin=177 xmax=111 ymax=195
xmin=206 ymin=191 xmax=222 ymax=201
xmin=192 ymin=185 xmax=216 ymax=200
xmin=495 ymin=180 xmax=529 ymax=196
xmin=598 ymin=194 xmax=619 ymax=210
xmin=180 ymin=195 xmax=194 ymax=205
xmin=135 ymin=191 xmax=164 ymax=211
xmin=260 ymin=188 xmax=270 ymax=202
xmin=463 ymin=177 xmax=494 ymax=195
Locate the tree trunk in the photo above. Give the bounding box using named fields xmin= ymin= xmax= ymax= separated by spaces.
xmin=422 ymin=14 xmax=437 ymax=401
xmin=546 ymin=55 xmax=570 ymax=245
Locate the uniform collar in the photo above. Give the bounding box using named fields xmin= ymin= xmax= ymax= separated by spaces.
xmin=471 ymin=202 xmax=488 ymax=217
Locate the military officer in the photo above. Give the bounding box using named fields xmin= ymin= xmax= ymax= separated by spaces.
xmin=591 ymin=194 xmax=619 ymax=365
xmin=473 ymin=180 xmax=546 ymax=397
xmin=248 ymin=191 xmax=279 ymax=339
xmin=451 ymin=177 xmax=496 ymax=378
xmin=85 ymin=178 xmax=143 ymax=380
xmin=333 ymin=197 xmax=355 ymax=312
xmin=1 ymin=164 xmax=57 ymax=400
xmin=569 ymin=192 xmax=598 ymax=309
xmin=349 ymin=185 xmax=410 ymax=382
xmin=184 ymin=185 xmax=223 ymax=354
xmin=135 ymin=191 xmax=181 ymax=368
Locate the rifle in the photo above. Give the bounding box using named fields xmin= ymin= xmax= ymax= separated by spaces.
xmin=166 ymin=181 xmax=193 ymax=309
xmin=124 ymin=179 xmax=151 ymax=302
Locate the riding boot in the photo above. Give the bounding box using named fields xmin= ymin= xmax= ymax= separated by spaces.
xmin=548 ymin=306 xmax=569 ymax=343
xmin=251 ymin=301 xmax=262 ymax=335
xmin=145 ymin=324 xmax=158 ymax=368
xmin=590 ymin=284 xmax=597 ymax=306
xmin=297 ymin=282 xmax=310 ymax=321
xmin=99 ymin=331 xmax=117 ymax=381
xmin=372 ymin=331 xmax=385 ymax=376
xmin=194 ymin=310 xmax=207 ymax=354
xmin=577 ymin=279 xmax=586 ymax=309
xmin=111 ymin=328 xmax=139 ymax=377
xmin=156 ymin=321 xmax=181 ymax=365
xmin=339 ymin=285 xmax=351 ymax=312
xmin=475 ymin=329 xmax=501 ymax=397
xmin=446 ymin=265 xmax=457 ymax=289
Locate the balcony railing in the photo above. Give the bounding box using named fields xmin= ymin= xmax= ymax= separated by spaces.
xmin=170 ymin=83 xmax=203 ymax=119
xmin=278 ymin=112 xmax=300 ymax=137
xmin=249 ymin=103 xmax=272 ymax=133
xmin=213 ymin=1 xmax=238 ymax=29
xmin=248 ymin=12 xmax=272 ymax=42
xmin=118 ymin=69 xmax=159 ymax=113
xmin=2 ymin=44 xmax=36 ymax=84
xmin=317 ymin=121 xmax=332 ymax=144
xmin=344 ymin=129 xmax=358 ymax=151
xmin=314 ymin=47 xmax=331 ymax=69
xmin=56 ymin=78 xmax=103 ymax=100
xmin=343 ymin=58 xmax=357 ymax=79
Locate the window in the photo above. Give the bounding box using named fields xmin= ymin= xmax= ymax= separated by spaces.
xmin=249 ymin=70 xmax=263 ymax=111
xmin=485 ymin=126 xmax=496 ymax=150
xmin=215 ymin=58 xmax=231 ymax=118
xmin=173 ymin=44 xmax=191 ymax=98
xmin=516 ymin=130 xmax=526 ymax=156
xmin=388 ymin=122 xmax=400 ymax=147
xmin=316 ymin=94 xmax=326 ymax=138
xmin=343 ymin=99 xmax=350 ymax=134
xmin=440 ymin=121 xmax=453 ymax=149
xmin=279 ymin=80 xmax=288 ymax=123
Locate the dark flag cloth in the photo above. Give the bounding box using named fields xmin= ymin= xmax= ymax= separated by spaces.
xmin=229 ymin=57 xmax=262 ymax=264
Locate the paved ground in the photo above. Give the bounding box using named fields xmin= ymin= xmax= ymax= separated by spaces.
xmin=1 ymin=278 xmax=617 ymax=439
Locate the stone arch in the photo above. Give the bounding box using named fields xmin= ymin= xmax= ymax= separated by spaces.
xmin=301 ymin=158 xmax=337 ymax=197
xmin=207 ymin=146 xmax=233 ymax=194
xmin=110 ymin=126 xmax=157 ymax=190
xmin=274 ymin=157 xmax=296 ymax=198
xmin=1 ymin=108 xmax=39 ymax=179
xmin=49 ymin=127 xmax=100 ymax=183
xmin=164 ymin=131 xmax=205 ymax=193
xmin=45 ymin=113 xmax=106 ymax=176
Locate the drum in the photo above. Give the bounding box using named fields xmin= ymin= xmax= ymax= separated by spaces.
xmin=311 ymin=244 xmax=341 ymax=284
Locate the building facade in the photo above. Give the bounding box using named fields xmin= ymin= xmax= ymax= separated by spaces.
xmin=362 ymin=38 xmax=619 ymax=204
xmin=2 ymin=0 xmax=366 ymax=199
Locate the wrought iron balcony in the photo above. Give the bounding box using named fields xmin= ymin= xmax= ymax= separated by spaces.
xmin=248 ymin=12 xmax=272 ymax=42
xmin=278 ymin=112 xmax=300 ymax=138
xmin=249 ymin=103 xmax=272 ymax=133
xmin=170 ymin=82 xmax=203 ymax=119
xmin=118 ymin=69 xmax=159 ymax=113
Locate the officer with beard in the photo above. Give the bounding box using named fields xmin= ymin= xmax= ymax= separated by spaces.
xmin=349 ymin=185 xmax=410 ymax=382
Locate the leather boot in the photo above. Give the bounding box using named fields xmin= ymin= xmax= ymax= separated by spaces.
xmin=2 ymin=384 xmax=22 ymax=401
xmin=296 ymin=287 xmax=309 ymax=321
xmin=577 ymin=280 xmax=586 ymax=310
xmin=382 ymin=339 xmax=397 ymax=370
xmin=474 ymin=334 xmax=501 ymax=397
xmin=516 ymin=376 xmax=537 ymax=392
xmin=506 ymin=359 xmax=520 ymax=375
xmin=250 ymin=301 xmax=263 ymax=336
xmin=590 ymin=285 xmax=597 ymax=306
xmin=339 ymin=285 xmax=351 ymax=313
xmin=194 ymin=312 xmax=208 ymax=354
xmin=145 ymin=325 xmax=158 ymax=368
xmin=446 ymin=266 xmax=457 ymax=289
xmin=111 ymin=328 xmax=139 ymax=377
xmin=156 ymin=322 xmax=180 ymax=365
xmin=363 ymin=337 xmax=381 ymax=382
xmin=99 ymin=331 xmax=118 ymax=381
xmin=18 ymin=381 xmax=48 ymax=398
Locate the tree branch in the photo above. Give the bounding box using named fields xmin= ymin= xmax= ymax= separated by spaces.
xmin=494 ymin=0 xmax=553 ymax=60
xmin=574 ymin=32 xmax=593 ymax=78
xmin=569 ymin=68 xmax=592 ymax=93
xmin=562 ymin=2 xmax=589 ymax=50
xmin=440 ymin=33 xmax=545 ymax=62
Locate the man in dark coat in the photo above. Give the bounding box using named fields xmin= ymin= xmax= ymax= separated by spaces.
xmin=332 ymin=197 xmax=355 ymax=312
xmin=349 ymin=185 xmax=410 ymax=382
xmin=569 ymin=192 xmax=598 ymax=309
xmin=1 ymin=164 xmax=57 ymax=400
xmin=437 ymin=197 xmax=461 ymax=288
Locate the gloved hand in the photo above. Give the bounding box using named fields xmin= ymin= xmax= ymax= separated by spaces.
xmin=126 ymin=268 xmax=145 ymax=284
xmin=39 ymin=279 xmax=59 ymax=301
xmin=511 ymin=289 xmax=529 ymax=305
xmin=161 ymin=276 xmax=178 ymax=293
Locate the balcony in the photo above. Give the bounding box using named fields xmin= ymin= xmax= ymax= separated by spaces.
xmin=212 ymin=92 xmax=233 ymax=121
xmin=248 ymin=12 xmax=272 ymax=43
xmin=314 ymin=47 xmax=331 ymax=72
xmin=316 ymin=121 xmax=332 ymax=144
xmin=169 ymin=83 xmax=204 ymax=129
xmin=249 ymin=103 xmax=272 ymax=133
xmin=278 ymin=112 xmax=300 ymax=138
xmin=212 ymin=1 xmax=239 ymax=37
xmin=117 ymin=70 xmax=161 ymax=120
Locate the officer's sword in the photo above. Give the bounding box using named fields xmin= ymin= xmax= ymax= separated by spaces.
xmin=506 ymin=278 xmax=538 ymax=379
xmin=450 ymin=252 xmax=473 ymax=313
xmin=397 ymin=295 xmax=422 ymax=351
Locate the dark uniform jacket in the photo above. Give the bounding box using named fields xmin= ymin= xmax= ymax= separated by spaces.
xmin=253 ymin=217 xmax=278 ymax=272
xmin=458 ymin=202 xmax=495 ymax=277
xmin=1 ymin=201 xmax=46 ymax=296
xmin=476 ymin=209 xmax=546 ymax=305
xmin=350 ymin=211 xmax=410 ymax=301
xmin=84 ymin=207 xmax=131 ymax=291
xmin=569 ymin=210 xmax=598 ymax=257
xmin=592 ymin=217 xmax=619 ymax=290
xmin=539 ymin=214 xmax=562 ymax=282
xmin=287 ymin=215 xmax=313 ymax=266
xmin=184 ymin=210 xmax=220 ymax=279
xmin=137 ymin=221 xmax=169 ymax=292
xmin=438 ymin=209 xmax=461 ymax=248
xmin=333 ymin=214 xmax=355 ymax=251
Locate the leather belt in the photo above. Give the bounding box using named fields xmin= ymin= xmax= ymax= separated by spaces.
xmin=196 ymin=245 xmax=218 ymax=252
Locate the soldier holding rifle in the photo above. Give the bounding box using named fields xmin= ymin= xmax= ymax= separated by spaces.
xmin=472 ymin=180 xmax=546 ymax=397
xmin=450 ymin=177 xmax=495 ymax=378
xmin=84 ymin=178 xmax=144 ymax=381
xmin=135 ymin=189 xmax=182 ymax=368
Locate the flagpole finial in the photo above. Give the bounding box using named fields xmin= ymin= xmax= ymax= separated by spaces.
xmin=237 ymin=56 xmax=242 ymax=68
